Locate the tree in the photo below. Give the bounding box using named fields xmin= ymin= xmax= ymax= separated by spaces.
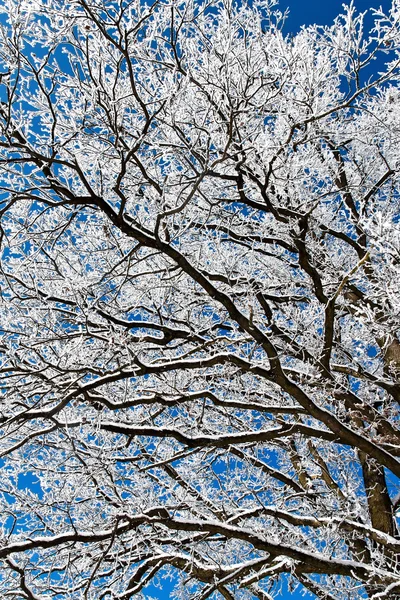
xmin=0 ymin=0 xmax=399 ymax=597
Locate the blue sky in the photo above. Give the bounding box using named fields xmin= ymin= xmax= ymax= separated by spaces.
xmin=283 ymin=0 xmax=392 ymax=33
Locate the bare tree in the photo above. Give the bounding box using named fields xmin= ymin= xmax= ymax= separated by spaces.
xmin=0 ymin=0 xmax=399 ymax=597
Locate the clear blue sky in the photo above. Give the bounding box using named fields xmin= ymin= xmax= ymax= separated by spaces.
xmin=284 ymin=0 xmax=393 ymax=33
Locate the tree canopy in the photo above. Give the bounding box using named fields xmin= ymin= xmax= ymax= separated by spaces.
xmin=0 ymin=0 xmax=400 ymax=598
